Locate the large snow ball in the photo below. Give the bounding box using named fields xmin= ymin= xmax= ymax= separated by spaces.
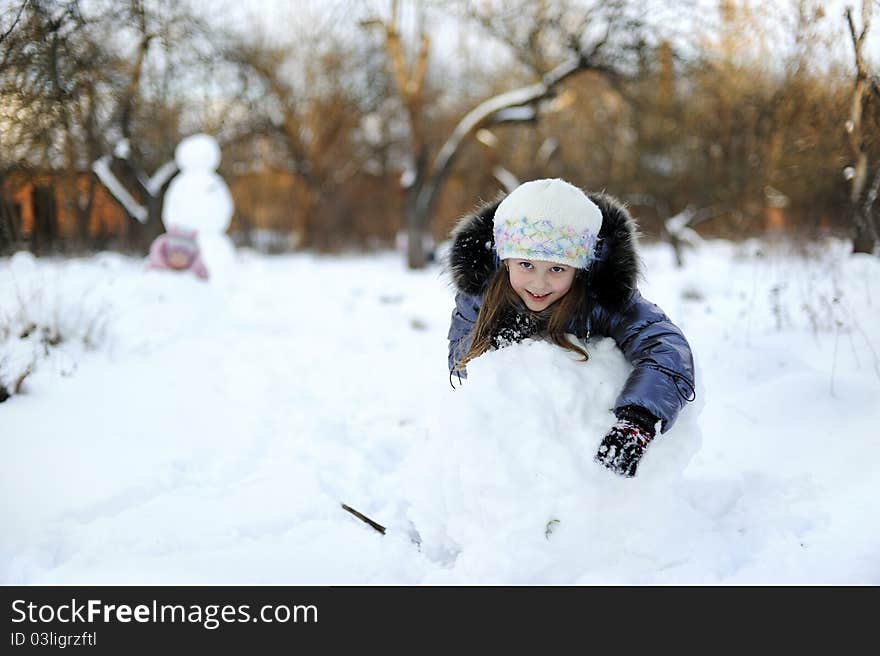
xmin=175 ymin=133 xmax=221 ymax=171
xmin=402 ymin=337 xmax=703 ymax=582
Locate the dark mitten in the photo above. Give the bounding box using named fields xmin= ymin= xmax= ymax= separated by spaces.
xmin=490 ymin=310 xmax=541 ymax=349
xmin=594 ymin=405 xmax=659 ymax=478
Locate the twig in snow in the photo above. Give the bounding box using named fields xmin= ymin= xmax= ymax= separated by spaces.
xmin=341 ymin=503 xmax=386 ymax=535
xmin=830 ymin=321 xmax=841 ymax=399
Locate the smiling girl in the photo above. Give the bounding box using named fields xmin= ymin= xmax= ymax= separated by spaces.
xmin=447 ymin=178 xmax=696 ymax=478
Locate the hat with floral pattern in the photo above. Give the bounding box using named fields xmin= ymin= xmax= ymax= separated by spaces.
xmin=493 ymin=178 xmax=603 ymax=269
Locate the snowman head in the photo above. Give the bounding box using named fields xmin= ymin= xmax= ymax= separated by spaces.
xmin=175 ymin=134 xmax=221 ymax=171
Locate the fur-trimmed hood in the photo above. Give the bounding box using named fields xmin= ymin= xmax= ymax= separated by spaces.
xmin=448 ymin=191 xmax=640 ymax=309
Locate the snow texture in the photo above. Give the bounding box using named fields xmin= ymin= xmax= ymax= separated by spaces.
xmin=400 ymin=337 xmax=703 ymax=583
xmin=1 ymin=240 xmax=879 ymax=583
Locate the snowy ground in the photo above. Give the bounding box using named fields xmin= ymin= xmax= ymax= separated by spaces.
xmin=1 ymin=239 xmax=879 ymax=584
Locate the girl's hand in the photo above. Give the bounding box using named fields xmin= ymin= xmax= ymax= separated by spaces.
xmin=489 ymin=310 xmax=540 ymax=349
xmin=594 ymin=406 xmax=658 ymax=478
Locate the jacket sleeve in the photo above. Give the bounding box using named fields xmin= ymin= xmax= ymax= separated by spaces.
xmin=591 ymin=290 xmax=696 ymax=432
xmin=447 ymin=291 xmax=482 ymax=375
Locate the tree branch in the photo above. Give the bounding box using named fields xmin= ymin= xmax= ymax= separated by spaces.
xmin=416 ymin=54 xmax=599 ymax=220
xmin=411 ymin=34 xmax=430 ymax=96
xmin=862 ymin=160 xmax=880 ymax=226
xmin=92 ymin=155 xmax=148 ymax=223
xmin=384 ymin=22 xmax=412 ymax=101
xmin=0 ymin=0 xmax=28 ymax=47
xmin=845 ymin=8 xmax=861 ymax=69
xmin=341 ymin=503 xmax=386 ymax=535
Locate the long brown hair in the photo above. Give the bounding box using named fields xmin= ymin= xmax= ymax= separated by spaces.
xmin=455 ymin=264 xmax=591 ymax=371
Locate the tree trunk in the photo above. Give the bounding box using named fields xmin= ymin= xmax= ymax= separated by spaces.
xmin=0 ymin=196 xmax=19 ymax=255
xmin=404 ymin=148 xmax=429 ymax=269
xmin=143 ymin=192 xmax=165 ymax=249
xmin=30 ymin=185 xmax=58 ymax=255
xmin=0 ymin=174 xmax=20 ymax=254
xmin=405 ymin=184 xmax=428 ymax=269
xmin=851 ymin=206 xmax=876 ymax=254
xmin=845 ymin=5 xmax=876 ymax=254
xmin=105 ymin=158 xmax=169 ymax=254
xmin=74 ymin=175 xmax=98 ymax=248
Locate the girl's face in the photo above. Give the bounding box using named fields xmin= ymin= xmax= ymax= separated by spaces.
xmin=506 ymin=259 xmax=576 ymax=311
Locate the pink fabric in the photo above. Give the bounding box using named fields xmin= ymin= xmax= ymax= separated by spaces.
xmin=147 ymin=227 xmax=209 ymax=280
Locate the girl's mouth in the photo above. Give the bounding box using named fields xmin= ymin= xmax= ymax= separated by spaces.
xmin=527 ymin=291 xmax=551 ymax=301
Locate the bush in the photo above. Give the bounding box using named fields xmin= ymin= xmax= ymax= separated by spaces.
xmin=0 ymin=252 xmax=111 ymax=401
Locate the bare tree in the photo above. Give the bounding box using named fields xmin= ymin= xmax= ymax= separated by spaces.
xmin=84 ymin=0 xmax=220 ymax=251
xmin=88 ymin=0 xmax=188 ymax=250
xmin=0 ymin=0 xmax=92 ymax=252
xmin=845 ymin=1 xmax=880 ymax=253
xmin=361 ymin=0 xmax=432 ymax=267
xmin=367 ymin=0 xmax=641 ymax=268
xmin=0 ymin=0 xmax=28 ymax=52
xmin=0 ymin=0 xmax=29 ymax=251
xmin=220 ymin=5 xmax=393 ymax=250
xmin=0 ymin=0 xmax=214 ymax=252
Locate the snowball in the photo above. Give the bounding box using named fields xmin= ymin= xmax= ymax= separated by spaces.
xmin=114 ymin=139 xmax=131 ymax=159
xmin=400 ymin=337 xmax=703 ymax=582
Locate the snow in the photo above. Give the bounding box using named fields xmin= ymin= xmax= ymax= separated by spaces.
xmin=1 ymin=239 xmax=879 ymax=583
xmin=401 ymin=337 xmax=704 ymax=583
xmin=491 ymin=165 xmax=520 ymax=192
xmin=144 ymin=160 xmax=179 ymax=197
xmin=399 ymin=166 xmax=416 ymax=189
xmin=490 ymin=106 xmax=537 ymax=123
xmin=113 ymin=139 xmax=131 ymax=160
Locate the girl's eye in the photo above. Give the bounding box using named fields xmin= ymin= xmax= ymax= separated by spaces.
xmin=551 ymin=266 xmax=565 ymax=273
xmin=519 ymin=261 xmax=533 ymax=269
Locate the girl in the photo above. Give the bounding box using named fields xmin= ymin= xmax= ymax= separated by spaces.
xmin=447 ymin=178 xmax=695 ymax=478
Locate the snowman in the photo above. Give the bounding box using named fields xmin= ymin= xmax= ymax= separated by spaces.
xmin=161 ymin=134 xmax=236 ymax=282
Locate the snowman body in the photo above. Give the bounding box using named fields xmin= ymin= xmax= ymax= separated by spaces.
xmin=162 ymin=134 xmax=235 ymax=281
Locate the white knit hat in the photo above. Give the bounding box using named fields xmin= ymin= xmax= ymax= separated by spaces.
xmin=493 ymin=178 xmax=603 ymax=269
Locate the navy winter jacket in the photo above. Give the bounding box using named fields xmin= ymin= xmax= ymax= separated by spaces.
xmin=446 ymin=192 xmax=696 ymax=432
